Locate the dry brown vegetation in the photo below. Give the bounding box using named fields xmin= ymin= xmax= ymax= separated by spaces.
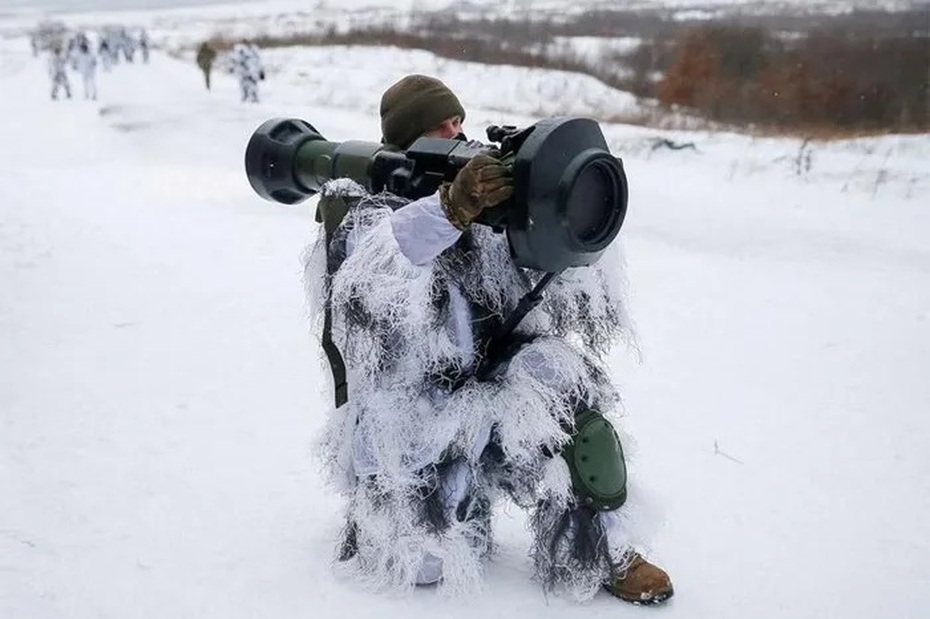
xmin=657 ymin=27 xmax=928 ymax=133
xmin=226 ymin=7 xmax=930 ymax=135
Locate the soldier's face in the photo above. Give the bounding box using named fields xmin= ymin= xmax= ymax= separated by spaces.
xmin=423 ymin=116 xmax=463 ymax=140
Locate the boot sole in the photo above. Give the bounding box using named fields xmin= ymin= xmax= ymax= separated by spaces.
xmin=608 ymin=586 xmax=675 ymax=606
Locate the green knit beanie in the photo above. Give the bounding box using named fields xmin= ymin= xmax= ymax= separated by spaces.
xmin=380 ymin=74 xmax=466 ymax=150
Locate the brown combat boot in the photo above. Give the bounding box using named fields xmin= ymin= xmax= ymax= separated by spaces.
xmin=605 ymin=553 xmax=674 ymax=605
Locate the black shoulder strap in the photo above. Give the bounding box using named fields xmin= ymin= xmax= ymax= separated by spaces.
xmin=321 ymin=228 xmax=348 ymax=408
xmin=318 ymin=192 xmax=359 ymax=409
xmin=321 ymin=279 xmax=348 ymax=407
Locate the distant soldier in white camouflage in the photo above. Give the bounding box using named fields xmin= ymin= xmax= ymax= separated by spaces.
xmin=138 ymin=28 xmax=150 ymax=64
xmin=47 ymin=47 xmax=71 ymax=100
xmin=231 ymin=41 xmax=264 ymax=104
xmin=73 ymin=40 xmax=98 ymax=100
xmin=98 ymin=36 xmax=113 ymax=72
xmin=118 ymin=27 xmax=135 ymax=63
xmin=67 ymin=32 xmax=89 ymax=69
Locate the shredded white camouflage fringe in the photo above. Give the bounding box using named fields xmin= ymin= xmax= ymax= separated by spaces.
xmin=301 ymin=179 xmax=645 ymax=598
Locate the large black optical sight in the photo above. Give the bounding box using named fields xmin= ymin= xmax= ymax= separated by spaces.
xmin=245 ymin=116 xmax=628 ymax=273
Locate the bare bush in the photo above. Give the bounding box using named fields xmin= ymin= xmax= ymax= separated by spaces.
xmin=659 ymin=25 xmax=928 ymax=133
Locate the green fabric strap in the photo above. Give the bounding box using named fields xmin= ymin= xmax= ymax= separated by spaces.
xmin=316 ymin=195 xmax=352 ymax=234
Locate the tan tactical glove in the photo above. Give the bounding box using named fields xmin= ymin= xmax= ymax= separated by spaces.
xmin=439 ymin=154 xmax=514 ymax=230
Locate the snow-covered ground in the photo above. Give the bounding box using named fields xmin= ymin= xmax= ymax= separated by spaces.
xmin=2 ymin=2 xmax=929 ymax=619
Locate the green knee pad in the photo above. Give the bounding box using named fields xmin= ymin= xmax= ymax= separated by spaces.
xmin=562 ymin=409 xmax=628 ymax=511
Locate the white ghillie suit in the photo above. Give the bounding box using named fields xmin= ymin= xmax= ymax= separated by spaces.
xmin=303 ymin=179 xmax=649 ymax=599
xmin=47 ymin=50 xmax=70 ymax=100
xmin=232 ymin=43 xmax=263 ymax=103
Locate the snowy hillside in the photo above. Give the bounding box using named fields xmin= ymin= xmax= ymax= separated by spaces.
xmin=0 ymin=0 xmax=921 ymax=39
xmin=2 ymin=2 xmax=929 ymax=619
xmin=0 ymin=0 xmax=918 ymax=16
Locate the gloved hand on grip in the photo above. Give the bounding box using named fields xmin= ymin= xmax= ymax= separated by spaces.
xmin=439 ymin=154 xmax=513 ymax=230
